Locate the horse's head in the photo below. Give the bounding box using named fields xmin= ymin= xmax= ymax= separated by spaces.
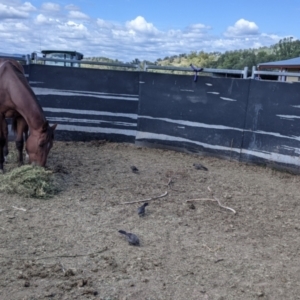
xmin=26 ymin=121 xmax=57 ymax=166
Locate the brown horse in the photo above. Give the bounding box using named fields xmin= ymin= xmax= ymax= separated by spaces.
xmin=0 ymin=58 xmax=57 ymax=171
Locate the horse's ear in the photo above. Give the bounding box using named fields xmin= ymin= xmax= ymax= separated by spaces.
xmin=51 ymin=124 xmax=57 ymax=131
xmin=41 ymin=121 xmax=49 ymax=132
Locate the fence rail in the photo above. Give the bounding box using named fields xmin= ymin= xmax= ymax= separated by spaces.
xmin=251 ymin=66 xmax=300 ymax=79
xmin=144 ymin=64 xmax=249 ymax=78
xmin=33 ymin=57 xmax=140 ymax=70
xmin=1 ymin=53 xmax=300 ymax=81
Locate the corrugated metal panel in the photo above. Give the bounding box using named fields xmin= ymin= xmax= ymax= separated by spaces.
xmin=259 ymin=57 xmax=300 ymax=67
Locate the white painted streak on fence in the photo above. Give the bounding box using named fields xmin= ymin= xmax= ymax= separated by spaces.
xmin=43 ymin=107 xmax=138 ymax=120
xmin=254 ymin=130 xmax=300 ymax=141
xmin=205 ymin=83 xmax=213 ymax=86
xmin=282 ymin=145 xmax=300 ymax=154
xmin=136 ymin=131 xmax=300 ymax=166
xmin=276 ymin=114 xmax=300 ymax=120
xmin=220 ymin=97 xmax=237 ymax=102
xmin=207 ymin=92 xmax=220 ymax=95
xmin=32 ymin=87 xmax=139 ymax=101
xmin=46 ymin=117 xmax=137 ymax=127
xmin=139 ymin=115 xmax=300 ymax=141
xmin=139 ymin=115 xmax=243 ymax=131
xmin=180 ymin=89 xmax=194 ymax=92
xmin=136 ymin=131 xmax=240 ymax=152
xmin=56 ymin=124 xmax=137 ymax=136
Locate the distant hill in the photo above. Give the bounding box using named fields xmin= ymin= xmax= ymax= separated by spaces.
xmin=154 ymin=38 xmax=300 ymax=70
xmin=84 ymin=38 xmax=300 ymax=70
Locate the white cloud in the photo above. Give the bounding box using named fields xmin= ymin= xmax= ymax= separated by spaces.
xmin=21 ymin=2 xmax=37 ymax=12
xmin=224 ymin=19 xmax=259 ymax=37
xmin=126 ymin=16 xmax=158 ymax=34
xmin=0 ymin=2 xmax=293 ymax=63
xmin=0 ymin=3 xmax=29 ymax=19
xmin=96 ymin=18 xmax=114 ymax=29
xmin=65 ymin=4 xmax=80 ymax=11
xmin=41 ymin=2 xmax=60 ymax=12
xmin=35 ymin=13 xmax=58 ymax=25
xmin=68 ymin=11 xmax=89 ymax=20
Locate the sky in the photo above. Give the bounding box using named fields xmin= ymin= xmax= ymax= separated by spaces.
xmin=0 ymin=0 xmax=299 ymax=62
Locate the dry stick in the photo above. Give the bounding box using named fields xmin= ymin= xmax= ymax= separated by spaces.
xmin=12 ymin=206 xmax=26 ymax=212
xmin=186 ymin=197 xmax=236 ymax=214
xmin=121 ymin=191 xmax=168 ymax=205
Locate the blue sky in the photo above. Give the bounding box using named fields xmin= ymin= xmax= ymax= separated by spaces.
xmin=0 ymin=0 xmax=299 ymax=62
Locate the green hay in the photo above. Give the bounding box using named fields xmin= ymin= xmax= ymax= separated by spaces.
xmin=0 ymin=165 xmax=61 ymax=199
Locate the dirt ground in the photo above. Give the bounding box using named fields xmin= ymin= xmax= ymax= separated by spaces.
xmin=1 ymin=140 xmax=300 ymax=300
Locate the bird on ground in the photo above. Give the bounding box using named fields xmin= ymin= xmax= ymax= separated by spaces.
xmin=137 ymin=202 xmax=148 ymax=216
xmin=118 ymin=230 xmax=140 ymax=246
xmin=130 ymin=165 xmax=139 ymax=173
xmin=193 ymin=163 xmax=208 ymax=171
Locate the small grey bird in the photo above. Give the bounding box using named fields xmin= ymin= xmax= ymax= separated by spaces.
xmin=193 ymin=163 xmax=208 ymax=171
xmin=118 ymin=230 xmax=140 ymax=246
xmin=130 ymin=165 xmax=139 ymax=173
xmin=137 ymin=202 xmax=148 ymax=216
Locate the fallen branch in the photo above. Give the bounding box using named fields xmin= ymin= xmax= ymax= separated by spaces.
xmin=12 ymin=206 xmax=26 ymax=212
xmin=121 ymin=191 xmax=168 ymax=205
xmin=186 ymin=197 xmax=236 ymax=214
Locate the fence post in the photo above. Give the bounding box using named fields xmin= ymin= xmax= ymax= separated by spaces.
xmin=251 ymin=66 xmax=256 ymax=79
xmin=243 ymin=67 xmax=248 ymax=79
xmin=143 ymin=62 xmax=148 ymax=72
xmin=26 ymin=54 xmax=31 ymax=65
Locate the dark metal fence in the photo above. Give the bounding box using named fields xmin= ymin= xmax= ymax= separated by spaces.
xmin=1 ymin=53 xmax=300 ymax=172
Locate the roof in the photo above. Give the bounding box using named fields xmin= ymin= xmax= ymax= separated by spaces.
xmin=258 ymin=57 xmax=300 ymax=69
xmin=41 ymin=50 xmax=83 ymax=56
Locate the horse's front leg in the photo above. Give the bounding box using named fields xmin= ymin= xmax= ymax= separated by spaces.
xmin=15 ymin=140 xmax=24 ymax=166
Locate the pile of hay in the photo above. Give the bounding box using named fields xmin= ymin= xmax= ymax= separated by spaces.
xmin=0 ymin=165 xmax=61 ymax=198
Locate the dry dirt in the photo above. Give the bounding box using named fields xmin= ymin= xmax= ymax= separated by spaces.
xmin=1 ymin=141 xmax=300 ymax=300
